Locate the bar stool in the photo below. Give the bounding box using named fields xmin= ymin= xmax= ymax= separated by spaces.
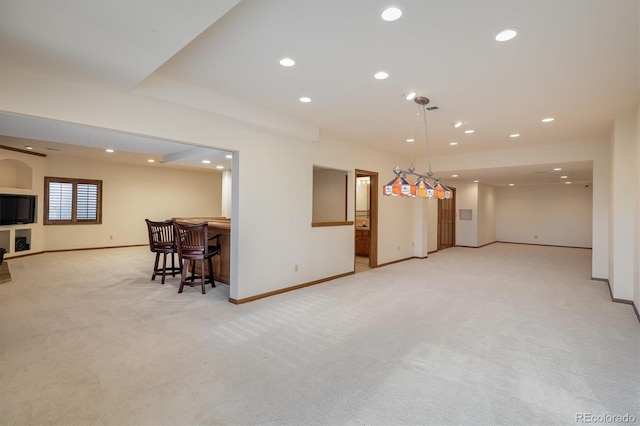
xmin=173 ymin=221 xmax=221 ymax=294
xmin=145 ymin=219 xmax=181 ymax=284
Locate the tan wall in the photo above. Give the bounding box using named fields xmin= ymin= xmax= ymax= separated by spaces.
xmin=1 ymin=145 xmax=222 ymax=254
xmin=42 ymin=154 xmax=222 ymax=250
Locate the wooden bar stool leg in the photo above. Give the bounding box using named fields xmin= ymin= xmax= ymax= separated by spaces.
xmin=200 ymin=260 xmax=206 ymax=294
xmin=207 ymin=257 xmax=215 ymax=288
xmin=152 ymin=252 xmax=160 ymax=280
xmin=161 ymin=253 xmax=168 ymax=284
xmin=178 ymin=258 xmax=188 ymax=293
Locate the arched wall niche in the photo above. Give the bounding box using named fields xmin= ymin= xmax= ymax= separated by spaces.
xmin=0 ymin=159 xmax=33 ymax=189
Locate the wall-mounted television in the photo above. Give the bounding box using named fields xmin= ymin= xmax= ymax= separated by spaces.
xmin=0 ymin=194 xmax=36 ymax=225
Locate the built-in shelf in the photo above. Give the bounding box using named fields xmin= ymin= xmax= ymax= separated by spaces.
xmin=0 ymin=227 xmax=33 ymax=255
xmin=0 ymin=230 xmax=9 ymax=254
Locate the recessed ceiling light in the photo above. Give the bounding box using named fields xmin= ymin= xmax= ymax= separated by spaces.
xmin=542 ymin=117 xmax=555 ymax=123
xmin=279 ymin=57 xmax=295 ymax=67
xmin=406 ymin=138 xmax=414 ymax=143
xmin=509 ymin=183 xmax=515 ymax=186
xmin=202 ymin=160 xmax=211 ymax=164
xmin=565 ymin=181 xmax=572 ymax=184
xmin=452 ymin=174 xmax=459 ymax=178
xmin=510 ymin=133 xmax=520 ymax=138
xmin=299 ymin=97 xmax=311 ymax=103
xmin=147 ymin=159 xmax=155 ymax=163
xmin=216 ymin=165 xmax=224 ymax=169
xmin=25 ymin=146 xmax=33 ymax=150
xmin=473 ymin=180 xmax=479 ymax=183
xmin=381 ymin=6 xmax=402 ymax=22
xmin=560 ymin=175 xmax=568 ymax=179
xmin=553 ymin=168 xmax=562 ymax=171
xmin=225 ymin=154 xmax=233 ymax=159
xmin=449 ymin=142 xmax=458 ymax=146
xmin=403 ymin=91 xmax=417 ymax=101
xmin=464 ymin=129 xmax=475 ymax=134
xmin=495 ymin=28 xmax=519 ymax=42
xmin=374 ymin=71 xmax=389 ymax=80
xmin=105 ymin=148 xmax=114 ymax=153
xmin=452 ymin=121 xmax=463 ymax=128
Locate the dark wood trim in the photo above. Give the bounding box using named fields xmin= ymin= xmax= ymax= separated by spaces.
xmin=44 ymin=176 xmax=103 ymax=225
xmin=427 ymin=249 xmax=438 ymax=254
xmin=456 ymin=241 xmax=497 ymax=249
xmin=3 ymin=244 xmax=147 ymax=260
xmin=355 ymin=169 xmax=378 ymax=268
xmin=0 ymin=144 xmax=47 ymax=157
xmin=496 ymin=241 xmax=592 ymax=250
xmin=377 ymin=256 xmax=415 ymax=268
xmin=345 ymin=174 xmax=348 ymax=220
xmin=311 ymin=221 xmax=354 ymax=227
xmin=596 ymin=277 xmax=640 ymax=324
xmin=44 ymin=244 xmax=147 ymax=253
xmin=1 ymin=251 xmax=44 ymax=260
xmin=229 ymin=271 xmax=355 ymax=304
xmin=437 ymin=187 xmax=456 ymax=250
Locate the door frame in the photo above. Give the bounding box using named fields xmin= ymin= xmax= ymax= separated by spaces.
xmin=355 ymin=169 xmax=378 ymax=268
xmin=437 ymin=186 xmax=456 ymax=250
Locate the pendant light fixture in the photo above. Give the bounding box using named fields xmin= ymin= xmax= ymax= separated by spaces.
xmin=383 ymin=96 xmax=453 ymax=200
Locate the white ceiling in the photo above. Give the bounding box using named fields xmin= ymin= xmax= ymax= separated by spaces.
xmin=0 ymin=0 xmax=638 ymax=185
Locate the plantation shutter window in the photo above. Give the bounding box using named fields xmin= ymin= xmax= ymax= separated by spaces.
xmin=76 ymin=183 xmax=98 ymax=220
xmin=44 ymin=177 xmax=102 ymax=225
xmin=47 ymin=182 xmax=73 ymax=220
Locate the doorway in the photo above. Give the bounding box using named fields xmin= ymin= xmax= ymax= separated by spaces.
xmin=354 ymin=170 xmax=378 ymax=272
xmin=437 ymin=187 xmax=456 ymax=250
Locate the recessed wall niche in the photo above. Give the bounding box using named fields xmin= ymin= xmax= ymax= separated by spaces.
xmin=0 ymin=159 xmax=33 ymax=189
xmin=312 ymin=166 xmax=348 ymax=223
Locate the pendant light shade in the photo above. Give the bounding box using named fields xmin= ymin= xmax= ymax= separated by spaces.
xmin=415 ymin=177 xmax=435 ymax=199
xmin=383 ymin=95 xmax=453 ymax=201
xmin=383 ymin=173 xmax=415 ymax=197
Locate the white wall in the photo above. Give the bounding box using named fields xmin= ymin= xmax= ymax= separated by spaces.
xmin=2 ymin=64 xmax=634 ymax=305
xmin=635 ymin=106 xmax=640 ymax=310
xmin=610 ymin=115 xmax=638 ymax=301
xmin=477 ymin=184 xmax=496 ymax=246
xmin=0 ymin=65 xmax=418 ymax=300
xmin=496 ymin=184 xmax=593 ymax=248
xmin=435 ymin=142 xmax=609 ymax=277
xmin=426 ymin=198 xmax=438 ymax=253
xmin=454 ymin=183 xmax=478 ymax=247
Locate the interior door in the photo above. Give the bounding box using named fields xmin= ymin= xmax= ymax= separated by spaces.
xmin=354 ymin=170 xmax=378 ymax=268
xmin=437 ymin=188 xmax=456 ymax=250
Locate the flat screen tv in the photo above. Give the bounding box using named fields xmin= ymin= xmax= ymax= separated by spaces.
xmin=0 ymin=194 xmax=36 ymax=225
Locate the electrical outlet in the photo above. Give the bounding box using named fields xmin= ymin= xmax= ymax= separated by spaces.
xmin=109 ymin=235 xmax=113 ymax=240
xmin=397 ymin=246 xmax=400 ymax=251
xmin=294 ymin=264 xmax=299 ymax=272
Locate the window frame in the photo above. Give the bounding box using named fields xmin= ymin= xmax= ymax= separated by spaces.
xmin=44 ymin=177 xmax=103 ymax=225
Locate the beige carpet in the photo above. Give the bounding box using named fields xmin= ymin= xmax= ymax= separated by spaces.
xmin=0 ymin=243 xmax=638 ymax=425
xmin=0 ymin=262 xmax=11 ymax=284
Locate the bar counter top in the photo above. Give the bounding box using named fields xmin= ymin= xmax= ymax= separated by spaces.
xmin=173 ymin=217 xmax=231 ymax=284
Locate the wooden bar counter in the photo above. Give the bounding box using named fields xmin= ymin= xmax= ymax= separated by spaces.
xmin=174 ymin=217 xmax=231 ymax=285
